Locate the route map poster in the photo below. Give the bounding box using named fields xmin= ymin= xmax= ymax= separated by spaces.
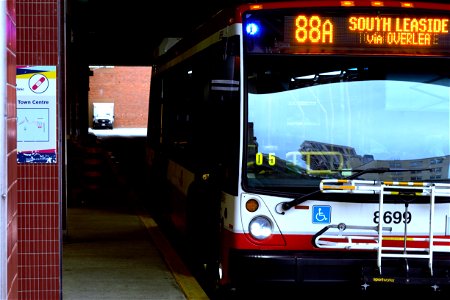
xmin=16 ymin=66 xmax=57 ymax=163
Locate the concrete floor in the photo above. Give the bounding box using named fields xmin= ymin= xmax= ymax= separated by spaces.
xmin=63 ymin=206 xmax=190 ymax=300
xmin=63 ymin=132 xmax=208 ymax=300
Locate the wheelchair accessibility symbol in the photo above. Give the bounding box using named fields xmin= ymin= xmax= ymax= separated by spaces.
xmin=312 ymin=205 xmax=331 ymax=224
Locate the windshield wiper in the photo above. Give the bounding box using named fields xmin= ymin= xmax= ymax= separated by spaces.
xmin=280 ymin=190 xmax=322 ymax=212
xmin=279 ymin=167 xmax=432 ymax=212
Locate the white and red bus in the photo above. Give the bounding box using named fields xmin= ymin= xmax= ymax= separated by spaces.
xmin=146 ymin=0 xmax=450 ymax=295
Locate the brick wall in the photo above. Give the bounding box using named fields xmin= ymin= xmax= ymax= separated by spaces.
xmin=88 ymin=66 xmax=151 ymax=128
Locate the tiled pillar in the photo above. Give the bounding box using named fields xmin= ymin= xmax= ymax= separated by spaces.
xmin=16 ymin=1 xmax=61 ymax=299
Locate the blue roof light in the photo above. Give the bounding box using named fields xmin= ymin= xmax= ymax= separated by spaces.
xmin=246 ymin=22 xmax=260 ymax=36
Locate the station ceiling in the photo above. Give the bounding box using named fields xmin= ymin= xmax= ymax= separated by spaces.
xmin=70 ymin=0 xmax=232 ymax=66
xmin=69 ymin=0 xmax=450 ymax=66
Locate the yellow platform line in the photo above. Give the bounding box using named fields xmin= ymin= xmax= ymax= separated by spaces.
xmin=138 ymin=213 xmax=210 ymax=300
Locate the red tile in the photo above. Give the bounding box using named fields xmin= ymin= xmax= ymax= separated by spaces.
xmin=19 ymin=252 xmax=59 ymax=266
xmin=7 ymin=276 xmax=19 ymax=300
xmin=6 ymin=15 xmax=16 ymax=52
xmin=19 ymin=264 xmax=60 ymax=279
xmin=6 ymin=84 xmax=16 ymax=118
xmin=7 ymin=245 xmax=18 ymax=283
xmin=6 ymin=0 xmax=16 ymax=23
xmin=7 ymin=150 xmax=17 ymax=184
xmin=20 ymin=228 xmax=59 ymax=241
xmin=6 ymin=117 xmax=17 ymax=154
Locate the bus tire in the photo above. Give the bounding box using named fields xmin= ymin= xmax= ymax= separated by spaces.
xmin=186 ymin=181 xmax=221 ymax=295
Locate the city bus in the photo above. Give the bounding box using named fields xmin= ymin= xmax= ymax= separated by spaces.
xmin=145 ymin=0 xmax=450 ymax=296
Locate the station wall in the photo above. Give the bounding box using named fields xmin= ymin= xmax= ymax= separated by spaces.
xmin=88 ymin=66 xmax=151 ymax=128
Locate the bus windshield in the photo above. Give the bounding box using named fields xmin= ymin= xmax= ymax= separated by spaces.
xmin=245 ymin=55 xmax=450 ymax=190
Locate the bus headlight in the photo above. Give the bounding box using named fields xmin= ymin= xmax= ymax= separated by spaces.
xmin=249 ymin=216 xmax=273 ymax=240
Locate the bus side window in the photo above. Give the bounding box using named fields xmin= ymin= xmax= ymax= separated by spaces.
xmin=160 ymin=67 xmax=194 ymax=162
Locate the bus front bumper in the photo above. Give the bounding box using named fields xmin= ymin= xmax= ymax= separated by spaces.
xmin=228 ymin=249 xmax=450 ymax=291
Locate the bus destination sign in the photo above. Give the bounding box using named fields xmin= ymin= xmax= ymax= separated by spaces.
xmin=284 ymin=14 xmax=450 ymax=54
